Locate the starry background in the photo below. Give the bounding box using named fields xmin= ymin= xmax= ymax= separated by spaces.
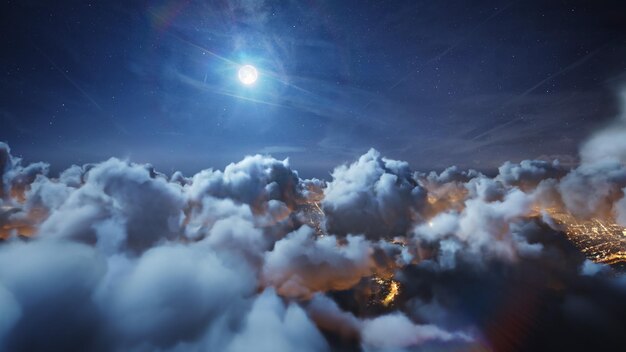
xmin=2 ymin=0 xmax=626 ymax=178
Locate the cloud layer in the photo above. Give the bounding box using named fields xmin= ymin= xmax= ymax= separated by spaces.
xmin=1 ymin=140 xmax=626 ymax=351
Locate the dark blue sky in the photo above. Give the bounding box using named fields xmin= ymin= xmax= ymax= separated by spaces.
xmin=2 ymin=0 xmax=626 ymax=177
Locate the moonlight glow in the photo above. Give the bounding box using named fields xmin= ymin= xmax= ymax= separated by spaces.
xmin=238 ymin=65 xmax=258 ymax=85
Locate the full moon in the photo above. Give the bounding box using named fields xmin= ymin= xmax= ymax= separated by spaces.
xmin=238 ymin=65 xmax=258 ymax=85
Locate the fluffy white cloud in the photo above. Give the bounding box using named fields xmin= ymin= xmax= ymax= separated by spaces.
xmin=262 ymin=226 xmax=373 ymax=298
xmin=323 ymin=149 xmax=426 ymax=239
xmin=227 ymin=289 xmax=329 ymax=352
xmin=361 ymin=313 xmax=471 ymax=350
xmin=0 ymin=143 xmax=625 ymax=351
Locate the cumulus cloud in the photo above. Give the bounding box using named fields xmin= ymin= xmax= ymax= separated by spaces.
xmin=37 ymin=158 xmax=186 ymax=253
xmin=497 ymin=159 xmax=568 ymax=189
xmin=557 ymin=161 xmax=626 ymax=219
xmin=0 ymin=142 xmax=13 ymax=199
xmin=323 ymin=149 xmax=426 ymax=239
xmin=99 ymin=242 xmax=254 ymax=350
xmin=580 ymin=90 xmax=626 ymax=165
xmin=0 ymin=142 xmax=625 ymax=351
xmin=413 ymin=184 xmax=537 ymax=268
xmin=615 ymin=191 xmax=626 ymax=226
xmin=360 ymin=313 xmax=471 ymax=350
xmin=0 ymin=240 xmax=105 ymax=351
xmin=186 ymin=154 xmax=301 ymax=212
xmin=0 ymin=142 xmax=49 ymax=202
xmin=262 ymin=226 xmax=373 ymax=298
xmin=227 ymin=289 xmax=329 ymax=352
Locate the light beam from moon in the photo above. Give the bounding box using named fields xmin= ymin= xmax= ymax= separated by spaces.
xmin=238 ymin=65 xmax=258 ymax=85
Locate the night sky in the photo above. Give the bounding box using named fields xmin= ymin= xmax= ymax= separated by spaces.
xmin=3 ymin=2 xmax=626 ymax=351
xmin=2 ymin=0 xmax=626 ymax=177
